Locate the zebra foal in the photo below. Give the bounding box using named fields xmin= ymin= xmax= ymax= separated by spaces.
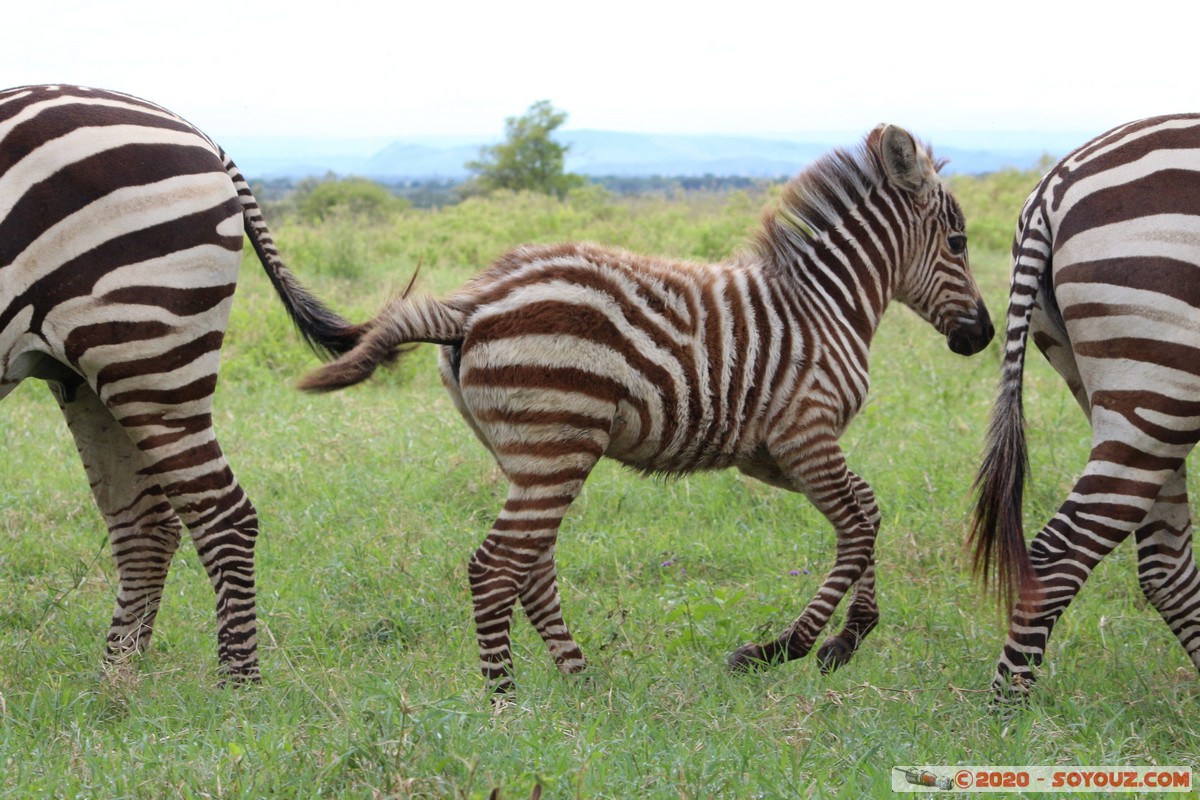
xmin=303 ymin=125 xmax=994 ymax=692
xmin=973 ymin=114 xmax=1200 ymax=701
xmin=0 ymin=85 xmax=359 ymax=680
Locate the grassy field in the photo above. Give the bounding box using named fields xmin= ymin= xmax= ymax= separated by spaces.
xmin=1 ymin=174 xmax=1197 ymax=798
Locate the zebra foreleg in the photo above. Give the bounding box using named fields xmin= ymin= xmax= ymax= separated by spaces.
xmin=1135 ymin=467 xmax=1200 ymax=673
xmin=52 ymin=381 xmax=183 ymax=664
xmin=729 ymin=444 xmax=877 ymax=672
xmin=816 ymin=471 xmax=881 ymax=673
xmin=815 ymin=562 xmax=879 ymax=673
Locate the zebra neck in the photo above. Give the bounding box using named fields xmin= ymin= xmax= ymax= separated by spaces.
xmin=780 ymin=230 xmax=898 ymax=358
xmin=758 ymin=183 xmax=907 ymax=355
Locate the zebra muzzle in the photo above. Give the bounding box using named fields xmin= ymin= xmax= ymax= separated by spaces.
xmin=947 ymin=301 xmax=994 ymax=356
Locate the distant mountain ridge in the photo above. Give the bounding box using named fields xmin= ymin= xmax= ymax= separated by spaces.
xmin=218 ymin=129 xmax=1084 ymax=182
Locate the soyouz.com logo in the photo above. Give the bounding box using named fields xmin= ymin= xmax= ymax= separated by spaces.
xmin=892 ymin=766 xmax=1192 ymax=793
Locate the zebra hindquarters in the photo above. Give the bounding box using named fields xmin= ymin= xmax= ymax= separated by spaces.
xmin=38 ymin=205 xmax=263 ymax=681
xmin=991 ymin=262 xmax=1200 ymax=701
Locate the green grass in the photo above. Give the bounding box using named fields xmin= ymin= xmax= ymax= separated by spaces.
xmin=2 ymin=182 xmax=1198 ymax=798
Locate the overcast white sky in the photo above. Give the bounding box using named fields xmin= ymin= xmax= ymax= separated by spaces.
xmin=2 ymin=0 xmax=1192 ymax=143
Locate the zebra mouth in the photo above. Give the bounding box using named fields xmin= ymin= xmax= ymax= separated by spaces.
xmin=946 ymin=301 xmax=995 ymax=356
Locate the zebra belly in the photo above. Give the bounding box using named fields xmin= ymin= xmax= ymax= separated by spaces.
xmin=606 ymin=398 xmax=754 ymax=474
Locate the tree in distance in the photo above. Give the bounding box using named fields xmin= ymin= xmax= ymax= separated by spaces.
xmin=465 ymin=100 xmax=584 ymax=198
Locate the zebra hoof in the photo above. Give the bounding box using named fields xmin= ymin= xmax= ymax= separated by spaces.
xmin=486 ymin=675 xmax=516 ymax=704
xmin=989 ymin=673 xmax=1034 ymax=711
xmin=728 ymin=643 xmax=772 ymax=673
xmin=815 ymin=637 xmax=854 ymax=674
xmin=217 ymin=664 xmax=262 ymax=689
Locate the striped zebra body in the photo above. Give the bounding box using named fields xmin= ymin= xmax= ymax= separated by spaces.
xmin=304 ymin=125 xmax=994 ymax=692
xmin=0 ymin=85 xmax=359 ymax=680
xmin=454 ymin=244 xmax=811 ymax=475
xmin=972 ymin=114 xmax=1200 ymax=701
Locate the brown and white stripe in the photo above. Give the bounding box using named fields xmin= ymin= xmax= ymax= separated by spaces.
xmin=302 ymin=125 xmax=994 ymax=692
xmin=0 ymin=84 xmax=359 ymax=680
xmin=972 ymin=113 xmax=1200 ymax=701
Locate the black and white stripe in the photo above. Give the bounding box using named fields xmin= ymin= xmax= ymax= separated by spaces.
xmin=0 ymin=84 xmax=359 ymax=680
xmin=972 ymin=113 xmax=1200 ymax=701
xmin=302 ymin=125 xmax=994 ymax=692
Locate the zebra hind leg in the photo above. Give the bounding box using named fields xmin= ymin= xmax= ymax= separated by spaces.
xmin=468 ymin=432 xmax=602 ymax=694
xmin=52 ymin=381 xmax=183 ymax=665
xmin=470 ymin=481 xmax=593 ymax=695
xmin=1135 ymin=466 xmax=1200 ymax=673
xmin=990 ymin=453 xmax=1180 ymax=704
xmin=519 ymin=540 xmax=588 ymax=676
xmin=98 ymin=391 xmax=262 ymax=683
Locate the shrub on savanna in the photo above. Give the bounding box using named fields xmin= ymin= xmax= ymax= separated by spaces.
xmin=294 ymin=176 xmax=413 ymax=224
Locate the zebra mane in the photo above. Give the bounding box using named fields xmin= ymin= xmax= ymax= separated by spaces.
xmin=754 ymin=128 xmax=940 ymax=269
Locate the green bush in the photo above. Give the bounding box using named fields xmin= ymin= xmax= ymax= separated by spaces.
xmin=295 ymin=176 xmax=411 ymax=224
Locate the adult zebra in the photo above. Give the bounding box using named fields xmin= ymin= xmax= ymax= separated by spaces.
xmin=0 ymin=85 xmax=360 ymax=680
xmin=301 ymin=125 xmax=995 ymax=692
xmin=972 ymin=114 xmax=1200 ymax=701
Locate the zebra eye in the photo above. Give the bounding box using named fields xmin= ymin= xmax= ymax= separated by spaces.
xmin=947 ymin=234 xmax=967 ymax=255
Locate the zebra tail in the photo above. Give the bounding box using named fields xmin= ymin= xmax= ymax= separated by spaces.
xmin=222 ymin=150 xmax=363 ymax=360
xmin=298 ymin=273 xmax=465 ymax=392
xmin=968 ymin=202 xmax=1049 ymax=614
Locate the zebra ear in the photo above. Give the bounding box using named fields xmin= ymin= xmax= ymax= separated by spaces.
xmin=878 ymin=124 xmax=934 ymax=197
